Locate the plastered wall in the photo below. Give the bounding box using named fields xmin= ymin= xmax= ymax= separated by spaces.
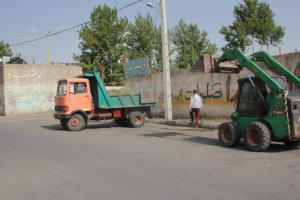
xmin=126 ymin=70 xmax=244 ymax=118
xmin=273 ymin=52 xmax=300 ymax=77
xmin=0 ymin=66 xmax=4 ymax=115
xmin=0 ymin=64 xmax=82 ymax=116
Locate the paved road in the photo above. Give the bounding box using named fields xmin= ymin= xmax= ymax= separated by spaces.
xmin=0 ymin=116 xmax=299 ymax=200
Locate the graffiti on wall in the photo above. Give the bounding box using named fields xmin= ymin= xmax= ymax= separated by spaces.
xmin=173 ymin=82 xmax=223 ymax=100
xmin=5 ymin=67 xmax=46 ymax=111
xmin=170 ymin=75 xmax=238 ymax=103
xmin=6 ymin=67 xmax=42 ymax=94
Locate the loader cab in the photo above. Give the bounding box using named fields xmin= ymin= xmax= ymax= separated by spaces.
xmin=237 ymin=77 xmax=268 ymax=117
xmin=236 ymin=76 xmax=287 ymax=118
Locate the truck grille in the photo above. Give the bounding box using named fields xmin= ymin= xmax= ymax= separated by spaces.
xmin=55 ymin=105 xmax=65 ymax=112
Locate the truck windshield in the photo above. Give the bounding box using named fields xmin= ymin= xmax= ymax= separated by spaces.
xmin=57 ymin=80 xmax=67 ymax=96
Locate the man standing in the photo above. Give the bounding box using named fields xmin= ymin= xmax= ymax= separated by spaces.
xmin=189 ymin=90 xmax=203 ymax=128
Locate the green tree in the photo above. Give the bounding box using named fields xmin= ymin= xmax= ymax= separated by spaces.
xmin=220 ymin=0 xmax=284 ymax=52
xmin=7 ymin=54 xmax=27 ymax=64
xmin=0 ymin=40 xmax=13 ymax=58
xmin=74 ymin=5 xmax=128 ymax=86
xmin=220 ymin=23 xmax=251 ymax=52
xmin=126 ymin=13 xmax=162 ymax=72
xmin=256 ymin=2 xmax=285 ymax=51
xmin=269 ymin=26 xmax=285 ymax=48
xmin=126 ymin=14 xmax=156 ymax=60
xmin=171 ymin=19 xmax=217 ymax=68
xmin=234 ymin=0 xmax=259 ymax=52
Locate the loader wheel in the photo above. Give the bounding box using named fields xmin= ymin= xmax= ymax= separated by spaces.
xmin=66 ymin=114 xmax=86 ymax=131
xmin=60 ymin=119 xmax=68 ymax=130
xmin=283 ymin=140 xmax=300 ymax=148
xmin=244 ymin=122 xmax=271 ymax=152
xmin=218 ymin=122 xmax=240 ymax=147
xmin=128 ymin=111 xmax=145 ymax=128
xmin=115 ymin=118 xmax=129 ymax=127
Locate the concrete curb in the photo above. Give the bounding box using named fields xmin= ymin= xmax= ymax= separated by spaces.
xmin=146 ymin=119 xmax=220 ymax=129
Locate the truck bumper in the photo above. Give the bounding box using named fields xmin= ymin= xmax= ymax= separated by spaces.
xmin=54 ymin=113 xmax=71 ymax=120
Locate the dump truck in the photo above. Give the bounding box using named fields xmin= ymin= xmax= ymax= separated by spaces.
xmin=217 ymin=49 xmax=300 ymax=151
xmin=54 ymin=72 xmax=158 ymax=131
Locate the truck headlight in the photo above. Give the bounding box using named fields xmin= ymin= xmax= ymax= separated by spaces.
xmin=62 ymin=106 xmax=68 ymax=112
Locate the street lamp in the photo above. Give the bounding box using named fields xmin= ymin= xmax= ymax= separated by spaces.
xmin=147 ymin=0 xmax=173 ymax=120
xmin=146 ymin=1 xmax=154 ymax=8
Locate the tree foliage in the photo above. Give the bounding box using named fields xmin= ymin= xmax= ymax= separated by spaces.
xmin=74 ymin=5 xmax=128 ymax=86
xmin=126 ymin=13 xmax=163 ymax=72
xmin=220 ymin=23 xmax=251 ymax=52
xmin=256 ymin=2 xmax=285 ymax=50
xmin=75 ymin=5 xmax=218 ymax=84
xmin=7 ymin=55 xmax=27 ymax=64
xmin=127 ymin=14 xmax=156 ymax=60
xmin=0 ymin=40 xmax=13 ymax=58
xmin=171 ymin=19 xmax=217 ymax=68
xmin=220 ymin=0 xmax=285 ymax=52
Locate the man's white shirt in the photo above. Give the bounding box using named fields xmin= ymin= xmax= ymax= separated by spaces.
xmin=189 ymin=94 xmax=203 ymax=109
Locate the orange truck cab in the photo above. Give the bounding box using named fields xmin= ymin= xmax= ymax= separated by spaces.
xmin=54 ymin=72 xmax=158 ymax=131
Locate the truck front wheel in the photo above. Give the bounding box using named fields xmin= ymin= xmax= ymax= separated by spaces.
xmin=128 ymin=111 xmax=145 ymax=128
xmin=66 ymin=114 xmax=86 ymax=131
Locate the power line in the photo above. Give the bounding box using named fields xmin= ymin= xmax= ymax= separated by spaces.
xmin=10 ymin=0 xmax=143 ymax=47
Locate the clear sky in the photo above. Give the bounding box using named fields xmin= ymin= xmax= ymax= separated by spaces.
xmin=1 ymin=0 xmax=299 ymax=64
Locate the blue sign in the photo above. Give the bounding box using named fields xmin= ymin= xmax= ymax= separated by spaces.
xmin=124 ymin=57 xmax=149 ymax=77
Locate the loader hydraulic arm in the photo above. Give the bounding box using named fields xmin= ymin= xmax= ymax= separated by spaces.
xmin=217 ymin=49 xmax=284 ymax=92
xmin=251 ymin=51 xmax=300 ymax=89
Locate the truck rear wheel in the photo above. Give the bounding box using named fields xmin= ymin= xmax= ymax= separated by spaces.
xmin=244 ymin=122 xmax=271 ymax=152
xmin=218 ymin=122 xmax=240 ymax=147
xmin=66 ymin=114 xmax=86 ymax=131
xmin=128 ymin=111 xmax=145 ymax=128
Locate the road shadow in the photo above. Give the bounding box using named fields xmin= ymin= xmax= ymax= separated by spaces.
xmin=142 ymin=131 xmax=221 ymax=147
xmin=87 ymin=123 xmax=118 ymax=129
xmin=41 ymin=124 xmax=299 ymax=152
xmin=41 ymin=122 xmax=119 ymax=131
xmin=41 ymin=124 xmax=64 ymax=131
xmin=142 ymin=132 xmax=299 ymax=152
xmin=237 ymin=139 xmax=300 ymax=153
xmin=183 ymin=135 xmax=224 ymax=146
xmin=267 ymin=143 xmax=300 ymax=153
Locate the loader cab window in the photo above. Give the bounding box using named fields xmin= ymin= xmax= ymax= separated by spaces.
xmin=57 ymin=80 xmax=67 ymax=96
xmin=237 ymin=78 xmax=268 ymax=117
xmin=271 ymin=76 xmax=287 ymax=90
xmin=69 ymin=82 xmax=87 ymax=94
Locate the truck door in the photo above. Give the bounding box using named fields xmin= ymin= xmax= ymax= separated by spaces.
xmin=68 ymin=81 xmax=92 ymax=112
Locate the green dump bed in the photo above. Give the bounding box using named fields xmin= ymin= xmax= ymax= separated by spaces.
xmin=84 ymin=72 xmax=158 ymax=109
xmin=110 ymin=95 xmax=141 ymax=108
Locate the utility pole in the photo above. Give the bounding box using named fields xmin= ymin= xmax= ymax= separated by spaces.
xmin=160 ymin=0 xmax=172 ymax=120
xmin=46 ymin=31 xmax=50 ymax=65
